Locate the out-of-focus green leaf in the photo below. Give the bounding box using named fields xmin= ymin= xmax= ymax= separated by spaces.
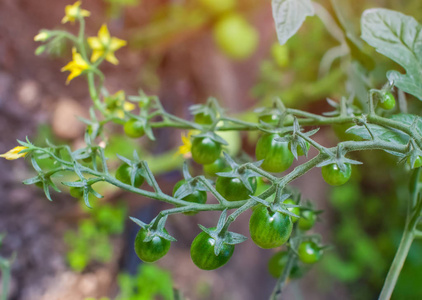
xmin=322 ymin=253 xmax=362 ymax=282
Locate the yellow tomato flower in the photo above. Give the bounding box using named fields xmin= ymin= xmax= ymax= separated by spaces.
xmin=105 ymin=90 xmax=135 ymax=119
xmin=177 ymin=131 xmax=193 ymax=158
xmin=62 ymin=1 xmax=91 ymax=24
xmin=87 ymin=24 xmax=127 ymax=65
xmin=61 ymin=48 xmax=90 ymax=84
xmin=0 ymin=146 xmax=29 ymax=160
xmin=34 ymin=31 xmax=49 ymax=42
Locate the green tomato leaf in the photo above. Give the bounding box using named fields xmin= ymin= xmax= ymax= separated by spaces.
xmin=390 ymin=113 xmax=422 ymax=135
xmin=361 ymin=8 xmax=422 ymax=100
xmin=346 ymin=124 xmax=408 ymax=145
xmin=271 ymin=0 xmax=314 ymax=45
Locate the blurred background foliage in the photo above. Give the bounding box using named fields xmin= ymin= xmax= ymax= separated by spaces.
xmin=2 ymin=0 xmax=422 ymax=299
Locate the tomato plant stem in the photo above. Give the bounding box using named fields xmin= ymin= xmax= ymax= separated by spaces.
xmin=379 ymin=228 xmax=414 ymax=300
xmin=269 ymin=228 xmax=298 ymax=300
xmin=0 ymin=258 xmax=11 ymax=300
xmin=379 ymin=168 xmax=421 ymax=300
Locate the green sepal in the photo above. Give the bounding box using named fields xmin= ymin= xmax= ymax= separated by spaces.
xmin=192 ymin=131 xmax=228 ymax=146
xmin=133 ymin=215 xmax=177 ymax=243
xmin=189 ymin=97 xmax=222 ymax=124
xmin=174 ymin=162 xmax=209 ymax=199
xmin=197 ymin=210 xmax=247 ymax=256
xmin=316 ymin=144 xmax=362 ymax=172
xmin=129 ymin=216 xmax=147 ymax=229
xmin=216 ymin=153 xmax=261 ymax=193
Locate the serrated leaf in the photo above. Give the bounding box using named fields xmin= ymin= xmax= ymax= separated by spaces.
xmin=361 ymin=8 xmax=422 ymax=100
xmin=272 ymin=0 xmax=314 ymax=45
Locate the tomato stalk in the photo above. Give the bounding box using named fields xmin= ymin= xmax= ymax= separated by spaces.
xmin=269 ymin=227 xmax=298 ymax=300
xmin=0 ymin=256 xmax=12 ymax=300
xmin=379 ymin=168 xmax=422 ymax=300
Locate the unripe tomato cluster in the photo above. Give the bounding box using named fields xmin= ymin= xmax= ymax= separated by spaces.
xmin=115 ymin=108 xmax=354 ymax=273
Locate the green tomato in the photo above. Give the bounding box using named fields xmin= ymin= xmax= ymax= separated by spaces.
xmin=173 ymin=179 xmax=207 ymax=215
xmin=379 ymin=92 xmax=396 ymax=110
xmin=321 ymin=163 xmax=352 ymax=186
xmin=134 ymin=227 xmax=171 ymax=263
xmin=124 ymin=118 xmax=145 ymax=138
xmin=408 ymin=156 xmax=422 ymax=169
xmin=213 ymin=13 xmax=258 ymax=60
xmin=199 ymin=0 xmax=236 ymax=14
xmin=268 ymin=251 xmax=288 ymax=278
xmin=249 ymin=205 xmax=293 ymax=249
xmin=267 ymin=251 xmax=302 ymax=279
xmin=70 ymin=186 xmax=84 ymax=199
xmin=256 ymin=133 xmax=294 ymax=173
xmin=258 ymin=113 xmax=280 ymax=126
xmin=194 ymin=112 xmax=213 ymax=125
xmin=271 ymin=43 xmax=289 ymax=68
xmin=203 ymin=157 xmax=228 ymax=177
xmin=298 ymin=210 xmax=317 ymax=231
xmin=215 ymin=176 xmax=257 ymax=201
xmin=297 ymin=241 xmax=322 ymax=264
xmin=190 ymin=230 xmax=234 ymax=270
xmin=115 ymin=163 xmax=145 ymax=187
xmin=284 ymin=199 xmax=299 ymax=223
xmin=191 ymin=137 xmax=222 ymax=165
xmin=215 ymin=130 xmax=241 ymax=156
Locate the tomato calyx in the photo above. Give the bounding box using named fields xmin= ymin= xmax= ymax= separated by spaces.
xmin=193 ymin=131 xmax=227 ymax=146
xmin=250 ymin=194 xmax=300 ymax=220
xmin=116 ymin=153 xmax=149 ymax=187
xmin=216 ymin=152 xmax=261 ymax=194
xmin=198 ymin=210 xmax=247 ymax=255
xmin=284 ymin=118 xmax=317 ymax=158
xmin=62 ymin=172 xmax=103 ymax=208
xmin=173 ymin=163 xmax=209 ymax=200
xmin=130 ymin=215 xmax=177 ymax=243
xmin=255 ymin=98 xmax=286 ymax=127
xmin=317 ymin=144 xmax=362 ymax=173
xmin=189 ymin=97 xmax=222 ymax=126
